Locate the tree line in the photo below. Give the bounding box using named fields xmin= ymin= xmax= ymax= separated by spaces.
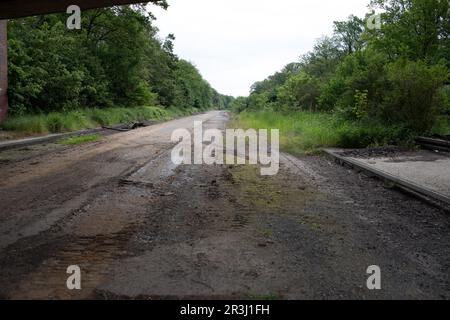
xmin=232 ymin=0 xmax=449 ymax=134
xmin=7 ymin=4 xmax=234 ymax=116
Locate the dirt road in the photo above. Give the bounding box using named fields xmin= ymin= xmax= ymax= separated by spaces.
xmin=0 ymin=111 xmax=448 ymax=299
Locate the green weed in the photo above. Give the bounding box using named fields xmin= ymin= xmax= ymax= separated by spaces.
xmin=59 ymin=134 xmax=102 ymax=145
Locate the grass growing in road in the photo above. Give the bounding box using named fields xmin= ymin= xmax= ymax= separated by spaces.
xmin=231 ymin=111 xmax=414 ymax=154
xmin=247 ymin=293 xmax=280 ymax=300
xmin=59 ymin=134 xmax=102 ymax=145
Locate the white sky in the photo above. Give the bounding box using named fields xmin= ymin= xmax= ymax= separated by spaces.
xmin=150 ymin=0 xmax=371 ymax=97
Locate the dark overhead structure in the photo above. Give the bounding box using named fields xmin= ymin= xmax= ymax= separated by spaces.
xmin=0 ymin=0 xmax=153 ymax=20
xmin=0 ymin=1 xmax=158 ymax=122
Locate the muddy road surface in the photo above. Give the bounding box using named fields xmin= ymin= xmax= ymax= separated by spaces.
xmin=0 ymin=111 xmax=448 ymax=299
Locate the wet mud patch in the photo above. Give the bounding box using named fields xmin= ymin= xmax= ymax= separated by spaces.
xmin=93 ymin=162 xmax=322 ymax=299
xmin=228 ymin=164 xmax=316 ymax=216
xmin=3 ymin=183 xmax=159 ymax=299
xmin=0 ymin=143 xmax=68 ymax=165
xmin=8 ymin=228 xmax=138 ymax=299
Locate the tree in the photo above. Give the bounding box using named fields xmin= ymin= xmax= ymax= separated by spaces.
xmin=333 ymin=15 xmax=365 ymax=55
xmin=7 ymin=5 xmax=229 ymax=115
xmin=382 ymin=59 xmax=449 ymax=131
xmin=300 ymin=36 xmax=342 ymax=79
xmin=230 ymin=97 xmax=249 ymax=113
xmin=278 ymin=72 xmax=320 ymax=111
xmin=318 ymin=48 xmax=389 ymax=118
xmin=368 ymin=0 xmax=450 ymax=64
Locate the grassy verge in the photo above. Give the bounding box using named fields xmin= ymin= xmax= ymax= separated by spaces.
xmin=231 ymin=111 xmax=416 ymax=155
xmin=0 ymin=106 xmax=175 ymax=135
xmin=59 ymin=134 xmax=102 ymax=146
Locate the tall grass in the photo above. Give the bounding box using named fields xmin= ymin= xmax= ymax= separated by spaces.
xmin=1 ymin=106 xmax=173 ymax=134
xmin=231 ymin=111 xmax=414 ymax=154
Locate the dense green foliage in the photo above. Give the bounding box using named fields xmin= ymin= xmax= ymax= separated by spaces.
xmin=6 ymin=4 xmax=233 ymax=119
xmin=233 ymin=0 xmax=449 ymax=140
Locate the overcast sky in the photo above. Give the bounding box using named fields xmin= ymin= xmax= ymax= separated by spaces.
xmin=150 ymin=0 xmax=371 ymax=97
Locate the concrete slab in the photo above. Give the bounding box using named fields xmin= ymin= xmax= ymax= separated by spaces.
xmin=324 ymin=148 xmax=450 ymax=207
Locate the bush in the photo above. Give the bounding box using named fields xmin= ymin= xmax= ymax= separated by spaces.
xmin=318 ymin=49 xmax=389 ymax=118
xmin=382 ymin=59 xmax=449 ymax=132
xmin=277 ymin=72 xmax=321 ymax=111
xmin=231 ymin=97 xmax=250 ymax=113
xmin=334 ymin=122 xmax=412 ymax=148
xmin=318 ymin=53 xmax=449 ymax=134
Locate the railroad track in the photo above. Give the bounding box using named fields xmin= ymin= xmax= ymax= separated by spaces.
xmin=416 ymin=136 xmax=450 ymax=153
